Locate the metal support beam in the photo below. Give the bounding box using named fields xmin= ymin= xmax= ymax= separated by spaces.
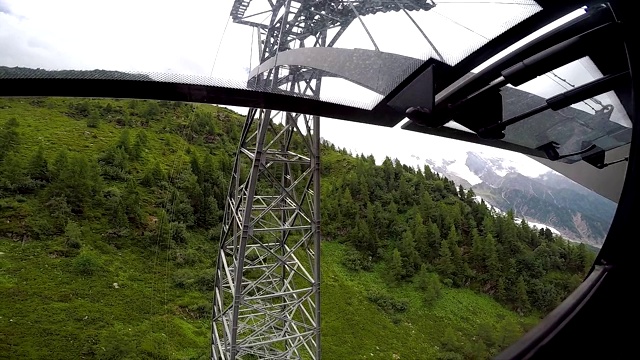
xmin=212 ymin=102 xmax=322 ymax=359
xmin=214 ymin=2 xmax=437 ymax=358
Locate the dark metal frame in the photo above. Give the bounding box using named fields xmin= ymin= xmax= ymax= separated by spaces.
xmin=1 ymin=0 xmax=637 ymax=358
xmin=496 ymin=1 xmax=639 ymax=357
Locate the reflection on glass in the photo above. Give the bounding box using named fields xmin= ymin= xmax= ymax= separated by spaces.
xmin=502 ymin=57 xmax=631 ymax=162
xmin=1 ymin=0 xmax=542 ymax=109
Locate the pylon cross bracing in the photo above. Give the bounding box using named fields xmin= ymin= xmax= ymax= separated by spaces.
xmin=213 ymin=1 xmax=436 ymax=359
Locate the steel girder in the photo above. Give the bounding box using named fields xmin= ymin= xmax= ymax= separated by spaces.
xmin=213 ymin=1 xmax=326 ymax=357
xmin=211 ymin=101 xmax=322 ymax=359
xmin=213 ymin=1 xmax=435 ymax=359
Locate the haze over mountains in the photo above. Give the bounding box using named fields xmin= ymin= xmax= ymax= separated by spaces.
xmin=410 ymin=151 xmax=615 ymax=247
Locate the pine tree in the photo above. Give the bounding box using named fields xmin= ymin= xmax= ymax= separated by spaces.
xmin=141 ymin=160 xmax=166 ymax=187
xmin=64 ymin=221 xmax=83 ymax=249
xmin=340 ymin=188 xmax=358 ymax=227
xmin=481 ymin=216 xmax=494 ymax=237
xmin=384 ymin=201 xmax=401 ymax=241
xmin=459 ymin=211 xmax=476 ymax=247
xmin=170 ymin=166 xmax=198 ymax=227
xmin=415 ymin=264 xmax=441 ymax=306
xmin=50 ymin=149 xmax=69 ymax=181
xmin=202 ymin=153 xmax=219 ymax=186
xmin=497 ymin=214 xmax=520 ymax=257
xmin=418 ymin=192 xmax=435 ymax=222
xmin=28 ymin=145 xmax=50 ymax=183
xmin=202 ymin=153 xmax=224 ymax=207
xmin=0 ymin=152 xmax=26 ymax=191
xmin=446 ymin=225 xmax=464 ymax=286
xmin=381 ymin=157 xmax=395 ymax=187
xmin=529 ymin=228 xmax=541 ymax=249
xmin=513 ymin=276 xmax=530 ymax=314
xmin=50 ymin=154 xmax=102 ymax=213
xmin=189 ymin=151 xmax=202 ymax=183
xmin=200 ymin=185 xmax=221 ymax=227
xmin=423 ymin=164 xmax=435 ymax=180
xmin=116 ymin=129 xmax=131 ymax=155
xmin=470 ymin=229 xmax=484 ymax=274
xmin=168 ymin=188 xmax=195 ymax=227
xmin=573 ymin=243 xmax=592 ymax=274
xmin=0 ymin=117 xmax=20 ymax=160
xmin=413 ymin=213 xmax=429 ymax=260
xmin=398 ymin=230 xmax=420 ymax=277
xmin=46 ymin=195 xmax=72 ymax=233
xmin=397 ymin=176 xmax=413 ymax=210
xmin=424 ymin=221 xmax=441 ymax=263
xmin=123 ymin=179 xmax=143 ymax=226
xmin=496 ymin=276 xmax=507 ymax=302
xmin=389 ymin=248 xmax=404 ymax=282
xmin=105 ymin=188 xmax=128 ymax=232
xmin=445 ymin=225 xmax=460 ymax=248
xmin=484 ymin=233 xmax=500 ymax=282
xmin=465 ymin=188 xmax=476 ymax=205
xmin=112 ymin=147 xmax=129 ymax=172
xmin=533 ymin=243 xmax=552 ymax=272
xmin=437 ymin=239 xmax=454 ymax=280
xmin=519 ymin=218 xmax=532 ymax=246
xmin=349 ymin=217 xmax=371 ymax=255
xmin=131 ymin=131 xmax=147 ymax=160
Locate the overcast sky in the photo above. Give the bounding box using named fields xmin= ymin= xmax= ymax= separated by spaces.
xmin=1 ymin=0 xmax=623 ymax=176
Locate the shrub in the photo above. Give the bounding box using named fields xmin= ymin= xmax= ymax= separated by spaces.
xmin=68 ymin=101 xmax=92 ymax=118
xmin=366 ymin=289 xmax=409 ymax=314
xmin=28 ymin=98 xmax=46 ymax=107
xmin=192 ymin=269 xmax=215 ymax=292
xmin=173 ymin=248 xmax=201 ymax=267
xmin=172 ymin=269 xmax=214 ymax=292
xmin=415 ymin=266 xmax=442 ymax=306
xmin=172 ymin=269 xmax=195 ymax=289
xmin=27 ymin=216 xmax=54 ymax=240
xmin=73 ymin=252 xmax=102 ymax=276
xmin=86 ymin=117 xmax=100 ymax=128
xmin=342 ymin=249 xmax=373 ymax=271
xmin=141 ymin=161 xmax=166 ymax=187
xmin=64 ymin=221 xmax=82 ymax=248
xmin=67 ymin=238 xmax=82 ymax=249
xmin=187 ymin=302 xmax=210 ymax=319
xmin=100 ymin=166 xmax=129 ymax=181
xmin=51 ymin=248 xmax=79 ymax=258
xmin=436 ymin=352 xmax=464 ymax=360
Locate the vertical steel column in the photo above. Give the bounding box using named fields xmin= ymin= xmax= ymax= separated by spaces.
xmin=214 ymin=2 xmax=434 ymax=358
xmin=213 ymin=1 xmax=323 ymax=358
xmin=212 ymin=96 xmax=324 ymax=358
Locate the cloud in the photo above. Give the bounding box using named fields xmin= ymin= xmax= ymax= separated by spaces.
xmin=0 ymin=0 xmax=236 ymax=75
xmin=0 ymin=0 xmax=12 ymax=15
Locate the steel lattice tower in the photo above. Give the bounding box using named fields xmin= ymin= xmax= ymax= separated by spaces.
xmin=212 ymin=1 xmax=435 ymax=359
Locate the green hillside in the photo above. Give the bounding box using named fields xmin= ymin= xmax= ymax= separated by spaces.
xmin=0 ymin=97 xmax=593 ymax=359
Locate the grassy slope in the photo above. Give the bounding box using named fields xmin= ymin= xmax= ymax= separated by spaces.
xmin=322 ymin=242 xmax=537 ymax=359
xmin=0 ymin=237 xmax=210 ymax=359
xmin=1 ymin=239 xmax=537 ymax=360
xmin=1 ymin=98 xmax=537 ymax=359
xmin=0 ymin=98 xmax=215 ymax=359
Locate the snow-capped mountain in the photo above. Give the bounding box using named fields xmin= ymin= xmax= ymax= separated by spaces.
xmin=411 ymin=151 xmax=616 ymax=246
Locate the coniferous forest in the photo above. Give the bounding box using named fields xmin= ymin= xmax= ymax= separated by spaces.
xmin=0 ymin=97 xmax=596 ymax=359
